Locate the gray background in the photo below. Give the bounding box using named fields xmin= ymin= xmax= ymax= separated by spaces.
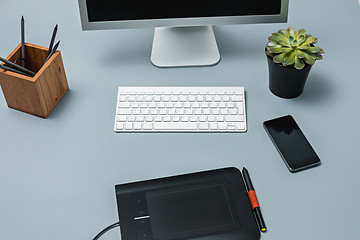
xmin=0 ymin=0 xmax=359 ymax=239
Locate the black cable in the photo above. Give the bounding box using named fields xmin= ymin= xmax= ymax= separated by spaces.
xmin=13 ymin=57 xmax=29 ymax=69
xmin=93 ymin=222 xmax=120 ymax=240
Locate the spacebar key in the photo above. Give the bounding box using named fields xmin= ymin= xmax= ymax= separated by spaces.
xmin=154 ymin=122 xmax=198 ymax=130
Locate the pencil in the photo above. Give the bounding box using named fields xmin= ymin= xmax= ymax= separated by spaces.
xmin=46 ymin=24 xmax=58 ymax=58
xmin=44 ymin=40 xmax=60 ymax=64
xmin=0 ymin=56 xmax=35 ymax=76
xmin=242 ymin=167 xmax=267 ymax=232
xmin=0 ymin=64 xmax=33 ymax=77
xmin=21 ymin=16 xmax=26 ymax=67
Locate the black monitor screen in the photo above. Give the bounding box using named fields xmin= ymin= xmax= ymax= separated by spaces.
xmin=86 ymin=0 xmax=282 ymax=22
xmin=146 ymin=184 xmax=235 ymax=239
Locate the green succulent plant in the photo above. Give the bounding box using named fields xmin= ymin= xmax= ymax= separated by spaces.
xmin=266 ymin=28 xmax=324 ymax=70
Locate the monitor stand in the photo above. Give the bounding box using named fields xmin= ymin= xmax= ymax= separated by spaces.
xmin=151 ymin=25 xmax=220 ymax=68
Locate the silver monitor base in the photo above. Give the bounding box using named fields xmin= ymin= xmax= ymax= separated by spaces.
xmin=151 ymin=26 xmax=220 ymax=68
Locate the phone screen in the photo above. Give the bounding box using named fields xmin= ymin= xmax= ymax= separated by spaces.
xmin=263 ymin=115 xmax=320 ymax=172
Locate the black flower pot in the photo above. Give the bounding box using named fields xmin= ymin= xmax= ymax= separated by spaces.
xmin=266 ymin=55 xmax=312 ymax=99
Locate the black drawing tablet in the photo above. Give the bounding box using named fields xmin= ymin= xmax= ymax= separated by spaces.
xmin=115 ymin=167 xmax=260 ymax=240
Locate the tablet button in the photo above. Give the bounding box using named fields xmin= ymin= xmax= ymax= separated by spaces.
xmin=135 ymin=218 xmax=151 ymax=227
xmin=132 ymin=194 xmax=147 ymax=209
xmin=134 ymin=208 xmax=149 ymax=218
xmin=136 ymin=227 xmax=153 ymax=240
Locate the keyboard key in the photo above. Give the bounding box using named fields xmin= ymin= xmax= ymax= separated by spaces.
xmin=237 ymin=122 xmax=246 ymax=130
xmin=154 ymin=116 xmax=162 ymax=122
xmin=223 ymin=96 xmax=230 ymax=102
xmin=154 ymin=122 xmax=197 ymax=130
xmin=163 ymin=116 xmax=171 ymax=122
xmin=199 ymin=116 xmax=207 ymax=122
xmin=136 ymin=96 xmax=144 ymax=101
xmin=179 ymin=96 xmax=187 ymax=102
xmin=216 ymin=116 xmax=224 ymax=122
xmin=189 ymin=116 xmax=198 ymax=122
xmin=183 ymin=103 xmax=191 ymax=108
xmin=141 ymin=109 xmax=149 ymax=115
xmin=150 ymin=109 xmax=158 ymax=115
xmin=218 ymin=102 xmax=226 ymax=108
xmin=118 ymin=102 xmax=130 ymax=108
xmin=212 ymin=109 xmax=220 ymax=115
xmin=199 ymin=123 xmax=208 ymax=130
xmin=131 ymin=102 xmax=139 ymax=108
xmin=165 ymin=102 xmax=174 ymax=108
xmin=134 ymin=122 xmax=142 ymax=130
xmin=214 ymin=96 xmax=221 ymax=102
xmin=172 ymin=116 xmax=180 ymax=122
xmin=232 ymin=96 xmax=243 ymax=101
xmin=174 ymin=103 xmax=182 ymax=108
xmin=171 ymin=96 xmax=179 ymax=101
xmin=192 ymin=102 xmax=200 ymax=108
xmin=194 ymin=109 xmax=202 ymax=115
xmin=116 ymin=122 xmax=124 ymax=130
xmin=220 ymin=109 xmax=228 ymax=115
xmin=128 ymin=96 xmax=136 ymax=102
xmin=181 ymin=116 xmax=189 ymax=122
xmin=118 ymin=109 xmax=131 ymax=115
xmin=117 ymin=115 xmax=127 ymax=122
xmin=237 ymin=104 xmax=244 ymax=114
xmin=148 ymin=102 xmax=156 ymax=108
xmin=136 ymin=116 xmax=145 ymax=122
xmin=188 ymin=96 xmax=196 ymax=102
xmin=229 ymin=109 xmax=237 ymax=115
xmin=218 ymin=122 xmax=227 ymax=130
xmin=203 ymin=109 xmax=211 ymax=115
xmin=118 ymin=96 xmax=127 ymax=102
xmin=208 ymin=116 xmax=216 ymax=122
xmin=124 ymin=123 xmax=133 ymax=130
xmin=197 ymin=95 xmax=205 ymax=101
xmin=227 ymin=123 xmax=237 ymax=130
xmin=225 ymin=115 xmax=245 ymax=122
xmin=209 ymin=123 xmax=218 ymax=130
xmin=185 ymin=109 xmax=192 ymax=115
xmin=143 ymin=123 xmax=153 ymax=130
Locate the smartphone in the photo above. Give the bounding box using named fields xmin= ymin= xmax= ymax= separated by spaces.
xmin=263 ymin=115 xmax=321 ymax=172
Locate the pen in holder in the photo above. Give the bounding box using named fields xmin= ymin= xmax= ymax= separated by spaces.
xmin=0 ymin=43 xmax=69 ymax=118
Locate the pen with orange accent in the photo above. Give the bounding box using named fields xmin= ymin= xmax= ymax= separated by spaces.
xmin=242 ymin=167 xmax=267 ymax=232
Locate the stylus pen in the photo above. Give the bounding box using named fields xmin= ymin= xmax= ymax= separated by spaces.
xmin=44 ymin=40 xmax=60 ymax=64
xmin=21 ymin=16 xmax=26 ymax=67
xmin=242 ymin=167 xmax=267 ymax=232
xmin=46 ymin=24 xmax=58 ymax=58
xmin=0 ymin=57 xmax=35 ymax=76
xmin=0 ymin=64 xmax=33 ymax=77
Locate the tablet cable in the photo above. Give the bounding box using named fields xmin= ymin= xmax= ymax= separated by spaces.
xmin=93 ymin=222 xmax=120 ymax=240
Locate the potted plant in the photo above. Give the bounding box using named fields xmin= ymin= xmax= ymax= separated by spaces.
xmin=265 ymin=28 xmax=324 ymax=98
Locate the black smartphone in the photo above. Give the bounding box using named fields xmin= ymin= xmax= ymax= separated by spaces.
xmin=263 ymin=115 xmax=321 ymax=172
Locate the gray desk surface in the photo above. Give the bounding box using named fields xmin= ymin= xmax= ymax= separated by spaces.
xmin=1 ymin=0 xmax=360 ymax=239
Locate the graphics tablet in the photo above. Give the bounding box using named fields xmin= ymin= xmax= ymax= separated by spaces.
xmin=115 ymin=167 xmax=260 ymax=240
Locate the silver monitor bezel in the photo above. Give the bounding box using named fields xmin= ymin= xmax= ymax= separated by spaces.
xmin=78 ymin=0 xmax=289 ymax=30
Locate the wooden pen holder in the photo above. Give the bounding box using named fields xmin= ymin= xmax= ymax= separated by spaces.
xmin=0 ymin=43 xmax=69 ymax=118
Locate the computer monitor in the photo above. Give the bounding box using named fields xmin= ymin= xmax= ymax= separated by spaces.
xmin=78 ymin=0 xmax=289 ymax=67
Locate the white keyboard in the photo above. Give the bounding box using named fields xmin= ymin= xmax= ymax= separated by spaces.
xmin=114 ymin=86 xmax=247 ymax=132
